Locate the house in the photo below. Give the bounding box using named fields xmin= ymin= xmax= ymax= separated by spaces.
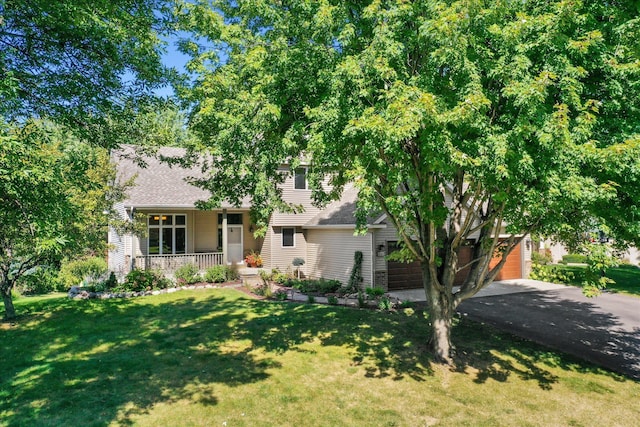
xmin=108 ymin=145 xmax=531 ymax=289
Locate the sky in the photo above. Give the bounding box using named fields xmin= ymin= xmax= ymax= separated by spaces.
xmin=155 ymin=34 xmax=193 ymax=98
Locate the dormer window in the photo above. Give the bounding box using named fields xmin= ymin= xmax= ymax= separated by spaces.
xmin=294 ymin=167 xmax=307 ymax=190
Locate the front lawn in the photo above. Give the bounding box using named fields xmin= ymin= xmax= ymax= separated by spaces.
xmin=1 ymin=289 xmax=639 ymax=426
xmin=552 ymin=264 xmax=640 ymax=297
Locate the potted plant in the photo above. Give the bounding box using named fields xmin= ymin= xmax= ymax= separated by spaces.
xmin=244 ymin=250 xmax=263 ymax=267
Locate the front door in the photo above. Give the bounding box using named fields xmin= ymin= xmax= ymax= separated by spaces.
xmin=227 ymin=225 xmax=243 ymax=264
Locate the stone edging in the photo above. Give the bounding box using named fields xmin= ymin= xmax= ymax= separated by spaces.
xmin=67 ymin=282 xmax=244 ymax=299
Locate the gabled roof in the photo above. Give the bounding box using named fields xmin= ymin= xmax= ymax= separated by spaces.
xmin=303 ymin=185 xmax=386 ymax=229
xmin=114 ymin=145 xmax=251 ymax=209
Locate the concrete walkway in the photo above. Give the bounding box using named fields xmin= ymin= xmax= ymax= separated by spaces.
xmin=387 ymin=279 xmax=567 ymax=301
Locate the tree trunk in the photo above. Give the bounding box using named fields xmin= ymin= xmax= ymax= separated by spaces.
xmin=423 ymin=268 xmax=454 ymax=364
xmin=2 ymin=286 xmax=16 ymax=320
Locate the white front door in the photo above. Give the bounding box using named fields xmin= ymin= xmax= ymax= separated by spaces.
xmin=227 ymin=225 xmax=243 ymax=264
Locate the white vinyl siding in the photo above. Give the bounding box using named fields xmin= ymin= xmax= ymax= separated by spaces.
xmin=271 ymin=167 xmax=331 ymax=226
xmin=282 ymin=227 xmax=295 ymax=247
xmin=374 ymin=225 xmax=400 ymax=272
xmin=268 ymin=226 xmax=307 ymax=274
xmin=306 ymin=229 xmax=373 ymax=287
xmin=194 ymin=210 xmax=217 ymax=252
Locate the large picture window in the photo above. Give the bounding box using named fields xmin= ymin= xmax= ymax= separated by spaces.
xmin=148 ymin=214 xmax=186 ymax=254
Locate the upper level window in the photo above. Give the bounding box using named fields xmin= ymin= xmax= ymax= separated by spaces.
xmin=148 ymin=214 xmax=186 ymax=255
xmin=282 ymin=227 xmax=295 ymax=247
xmin=294 ymin=167 xmax=307 ymax=190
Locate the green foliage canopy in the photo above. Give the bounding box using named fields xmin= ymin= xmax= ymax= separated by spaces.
xmin=178 ymin=0 xmax=640 ymax=360
xmin=0 ymin=0 xmax=178 ymax=128
xmin=0 ymin=122 xmax=124 ymax=318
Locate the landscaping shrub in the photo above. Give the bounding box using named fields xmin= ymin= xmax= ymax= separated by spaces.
xmin=252 ymin=282 xmax=272 ymax=298
xmin=327 ymin=295 xmax=338 ymax=305
xmin=273 ymin=290 xmax=288 ymax=301
xmin=531 ymin=251 xmax=552 ymax=265
xmin=378 ymin=296 xmax=393 ymax=311
xmin=118 ymin=269 xmax=171 ymax=292
xmin=174 ymin=263 xmax=201 ymax=285
xmin=271 ymin=268 xmax=294 ymax=284
xmin=365 ymin=286 xmax=386 ymax=299
xmin=204 ymin=265 xmax=238 ymax=283
xmin=15 ymin=266 xmax=60 ymax=295
xmin=562 ymin=253 xmax=588 ymax=264
xmin=59 ymin=256 xmax=108 ymax=288
xmin=529 ymin=264 xmax=575 ymax=284
xmin=290 ymin=278 xmax=342 ymax=294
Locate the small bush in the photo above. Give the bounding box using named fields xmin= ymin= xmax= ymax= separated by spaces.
xmin=529 ymin=264 xmax=575 ymax=284
xmin=365 ymin=286 xmax=385 ymax=299
xmin=327 ymin=295 xmax=338 ymax=305
xmin=562 ymin=253 xmax=588 ymax=264
xmin=204 ymin=265 xmax=237 ymax=283
xmin=174 ymin=263 xmax=201 ymax=285
xmin=253 ymin=282 xmax=272 ymax=298
xmin=307 ymin=294 xmax=315 ymax=304
xmin=273 ymin=290 xmax=288 ymax=301
xmin=290 ymin=278 xmax=342 ymax=294
xmin=357 ymin=291 xmax=366 ymax=308
xmin=15 ymin=266 xmax=60 ymax=295
xmin=59 ymin=257 xmax=108 ymax=288
xmin=531 ymin=251 xmax=552 ymax=265
xmin=118 ymin=269 xmax=171 ymax=292
xmin=378 ymin=297 xmax=393 ymax=311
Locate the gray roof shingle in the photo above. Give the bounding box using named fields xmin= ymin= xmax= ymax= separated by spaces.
xmin=114 ymin=145 xmax=250 ymax=209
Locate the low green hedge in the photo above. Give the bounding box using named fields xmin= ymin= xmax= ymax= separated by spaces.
xmin=561 ymin=253 xmax=588 ymax=264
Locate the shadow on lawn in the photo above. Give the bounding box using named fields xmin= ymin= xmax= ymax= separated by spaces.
xmin=0 ymin=290 xmax=433 ymax=426
xmin=2 ymin=288 xmax=635 ymax=426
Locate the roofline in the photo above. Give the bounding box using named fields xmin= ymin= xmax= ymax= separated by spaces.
xmin=302 ymin=224 xmax=387 ymax=230
xmin=126 ymin=205 xmax=252 ymax=210
xmin=373 ymin=213 xmax=387 ymax=224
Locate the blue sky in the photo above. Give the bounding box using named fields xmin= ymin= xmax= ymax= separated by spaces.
xmin=155 ymin=34 xmax=193 ymax=97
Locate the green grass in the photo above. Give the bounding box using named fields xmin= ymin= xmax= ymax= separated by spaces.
xmin=553 ymin=264 xmax=640 ymax=297
xmin=2 ymin=289 xmax=639 ymax=426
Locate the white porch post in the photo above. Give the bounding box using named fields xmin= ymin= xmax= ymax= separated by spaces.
xmin=222 ymin=209 xmax=228 ymax=265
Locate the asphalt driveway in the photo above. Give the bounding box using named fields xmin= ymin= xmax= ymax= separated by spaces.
xmin=457 ymin=286 xmax=640 ymax=381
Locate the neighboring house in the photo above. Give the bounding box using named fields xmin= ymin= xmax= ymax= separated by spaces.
xmin=108 ymin=146 xmax=531 ymax=290
xmin=543 ymin=240 xmax=640 ymax=266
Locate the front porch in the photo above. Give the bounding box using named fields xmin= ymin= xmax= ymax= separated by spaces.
xmin=128 ymin=209 xmax=263 ymax=274
xmin=134 ymin=252 xmax=224 ymax=273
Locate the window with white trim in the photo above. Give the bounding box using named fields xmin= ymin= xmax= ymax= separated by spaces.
xmin=294 ymin=167 xmax=307 ymax=190
xmin=148 ymin=214 xmax=186 ymax=254
xmin=282 ymin=227 xmax=295 ymax=247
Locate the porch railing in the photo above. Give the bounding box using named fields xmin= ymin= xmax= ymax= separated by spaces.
xmin=134 ymin=252 xmax=224 ymax=273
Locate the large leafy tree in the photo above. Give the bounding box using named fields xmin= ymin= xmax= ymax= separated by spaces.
xmin=179 ymin=1 xmax=640 ymax=362
xmin=0 ymin=0 xmax=178 ymax=134
xmin=0 ymin=123 xmax=122 ymax=319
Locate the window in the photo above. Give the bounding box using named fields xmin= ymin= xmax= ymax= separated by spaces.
xmin=282 ymin=227 xmax=295 ymax=247
xmin=217 ymin=213 xmax=243 ymax=225
xmin=294 ymin=167 xmax=307 ymax=190
xmin=148 ymin=214 xmax=186 ymax=254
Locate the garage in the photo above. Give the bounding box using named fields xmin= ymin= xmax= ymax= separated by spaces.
xmin=386 ymin=241 xmax=522 ymax=290
xmin=489 ymin=241 xmax=522 ymax=281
